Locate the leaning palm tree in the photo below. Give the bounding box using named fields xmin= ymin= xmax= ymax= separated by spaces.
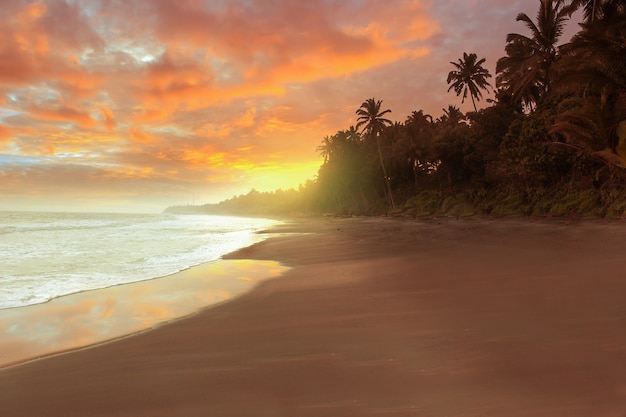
xmin=356 ymin=98 xmax=395 ymax=208
xmin=447 ymin=52 xmax=493 ymax=111
xmin=496 ymin=0 xmax=578 ymax=109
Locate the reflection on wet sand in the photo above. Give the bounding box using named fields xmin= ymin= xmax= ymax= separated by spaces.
xmin=0 ymin=259 xmax=288 ymax=368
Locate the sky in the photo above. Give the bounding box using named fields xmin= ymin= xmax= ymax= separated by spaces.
xmin=0 ymin=0 xmax=584 ymax=213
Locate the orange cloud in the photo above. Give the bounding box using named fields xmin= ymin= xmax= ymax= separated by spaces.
xmin=0 ymin=123 xmax=37 ymax=145
xmin=131 ymin=106 xmax=169 ymax=124
xmin=127 ymin=0 xmax=438 ymax=110
xmin=128 ymin=126 xmax=152 ymax=144
xmin=100 ymin=106 xmax=116 ymax=131
xmin=28 ymin=104 xmax=96 ymax=128
xmin=196 ymin=107 xmax=257 ymax=138
xmin=0 ymin=124 xmax=13 ymax=144
xmin=129 ymin=51 xmax=215 ymax=110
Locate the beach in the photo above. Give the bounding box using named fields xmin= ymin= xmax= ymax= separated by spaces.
xmin=1 ymin=216 xmax=625 ymax=416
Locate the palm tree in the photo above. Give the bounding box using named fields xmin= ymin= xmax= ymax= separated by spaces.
xmin=345 ymin=125 xmax=362 ymax=142
xmin=316 ymin=136 xmax=334 ymax=163
xmin=447 ymin=52 xmax=493 ymax=111
xmin=317 ymin=128 xmax=362 ymax=164
xmin=568 ymin=0 xmax=626 ymax=89
xmin=402 ymin=110 xmax=436 ymax=189
xmin=549 ymin=96 xmax=622 ymax=166
xmin=554 ymin=1 xmax=626 ymax=152
xmin=439 ymin=105 xmax=466 ymax=127
xmin=496 ymin=0 xmax=578 ymax=109
xmin=356 ymin=98 xmax=395 ymax=208
xmin=406 ymin=110 xmax=433 ymax=127
xmin=572 ymin=0 xmax=602 ymax=21
xmin=496 ymin=38 xmax=543 ymax=110
xmin=569 ymin=0 xmax=626 ymax=22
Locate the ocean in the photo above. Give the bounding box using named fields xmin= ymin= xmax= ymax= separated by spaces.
xmin=0 ymin=211 xmax=280 ymax=310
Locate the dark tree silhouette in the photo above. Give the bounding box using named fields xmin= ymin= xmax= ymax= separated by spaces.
xmin=447 ymin=52 xmax=493 ymax=111
xmin=496 ymin=0 xmax=578 ymax=109
xmin=552 ymin=0 xmax=626 ymax=155
xmin=570 ymin=0 xmax=626 ymax=22
xmin=439 ymin=105 xmax=466 ymax=127
xmin=356 ymin=98 xmax=395 ymax=208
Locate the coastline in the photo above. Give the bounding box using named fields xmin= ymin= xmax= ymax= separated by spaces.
xmin=0 ymin=211 xmax=280 ymax=311
xmin=0 ymin=258 xmax=289 ymax=369
xmin=1 ymin=216 xmax=626 ymax=416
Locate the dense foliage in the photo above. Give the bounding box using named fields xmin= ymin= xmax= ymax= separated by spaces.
xmin=168 ymin=0 xmax=626 ymax=218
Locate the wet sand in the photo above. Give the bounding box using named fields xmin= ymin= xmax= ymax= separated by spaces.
xmin=0 ymin=259 xmax=288 ymax=368
xmin=1 ymin=217 xmax=625 ymax=416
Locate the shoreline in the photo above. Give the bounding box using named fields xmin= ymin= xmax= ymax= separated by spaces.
xmin=0 ymin=211 xmax=282 ymax=311
xmin=0 ymin=229 xmax=283 ymax=313
xmin=0 ymin=217 xmax=323 ymax=369
xmin=2 ymin=216 xmax=626 ymax=416
xmin=0 ymin=257 xmax=289 ymax=369
xmin=0 ymin=215 xmax=291 ymax=366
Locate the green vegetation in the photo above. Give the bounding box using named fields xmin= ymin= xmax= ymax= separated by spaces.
xmin=167 ymin=0 xmax=626 ymax=219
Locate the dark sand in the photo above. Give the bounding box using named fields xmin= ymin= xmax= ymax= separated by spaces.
xmin=1 ymin=217 xmax=625 ymax=416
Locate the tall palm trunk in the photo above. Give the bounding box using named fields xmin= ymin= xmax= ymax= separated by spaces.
xmin=356 ymin=98 xmax=395 ymax=211
xmin=375 ymin=133 xmax=396 ymax=209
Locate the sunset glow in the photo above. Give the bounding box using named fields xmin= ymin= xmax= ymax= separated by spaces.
xmin=0 ymin=0 xmax=580 ymax=212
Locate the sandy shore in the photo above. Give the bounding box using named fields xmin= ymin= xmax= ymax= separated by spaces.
xmin=0 ymin=259 xmax=288 ymax=368
xmin=1 ymin=216 xmax=625 ymax=416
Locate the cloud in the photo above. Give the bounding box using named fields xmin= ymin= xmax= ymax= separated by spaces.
xmin=128 ymin=51 xmax=217 ymax=114
xmin=0 ymin=123 xmax=21 ymax=144
xmin=27 ymin=104 xmax=97 ymax=127
xmin=100 ymin=106 xmax=116 ymax=130
xmin=128 ymin=126 xmax=152 ymax=145
xmin=0 ymin=1 xmax=103 ymax=89
xmin=192 ymin=1 xmax=430 ymax=76
xmin=4 ymin=0 xmax=581 ymax=212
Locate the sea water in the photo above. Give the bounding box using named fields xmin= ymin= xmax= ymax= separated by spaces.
xmin=0 ymin=211 xmax=280 ymax=310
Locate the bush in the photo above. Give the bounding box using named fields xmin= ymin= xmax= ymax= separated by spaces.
xmin=548 ymin=189 xmax=600 ymax=217
xmin=404 ymin=190 xmax=442 ymax=217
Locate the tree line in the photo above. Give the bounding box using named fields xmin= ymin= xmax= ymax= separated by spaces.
xmin=168 ymin=0 xmax=626 ymax=218
xmin=313 ymin=0 xmax=626 ymax=217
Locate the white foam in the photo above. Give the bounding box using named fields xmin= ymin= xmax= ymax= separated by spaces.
xmin=0 ymin=212 xmax=279 ymax=309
